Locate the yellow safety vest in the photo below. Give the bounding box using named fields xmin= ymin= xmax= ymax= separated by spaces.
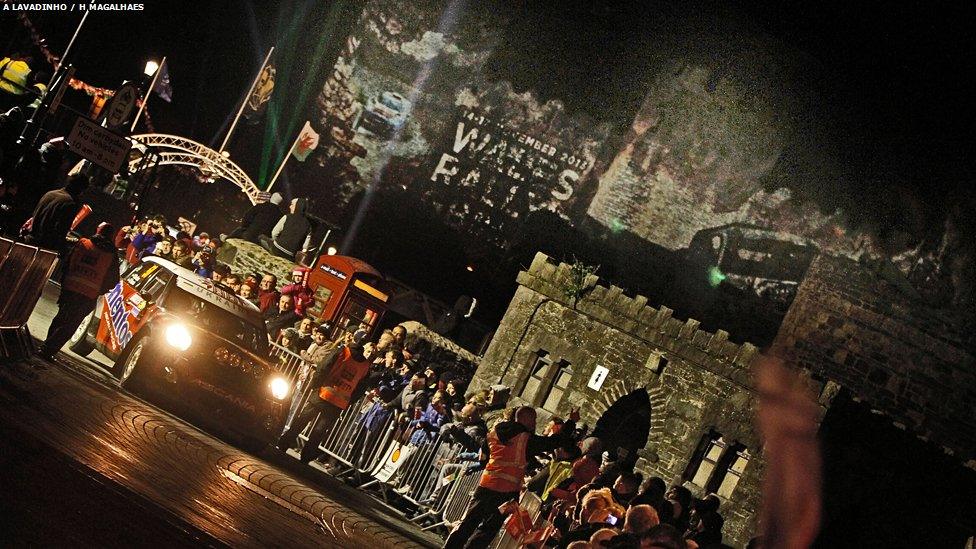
xmin=0 ymin=58 xmax=30 ymax=95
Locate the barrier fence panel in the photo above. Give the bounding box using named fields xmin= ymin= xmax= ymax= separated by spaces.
xmin=6 ymin=248 xmax=58 ymax=324
xmin=0 ymin=242 xmax=39 ymax=318
xmin=0 ymin=238 xmax=14 ymax=266
xmin=491 ymin=491 xmax=544 ymax=549
xmin=432 ymin=469 xmax=483 ymax=532
xmin=267 ymin=340 xmax=306 ymax=384
xmin=264 ymin=337 xmax=498 ymax=543
xmin=1 ymin=239 xmax=59 ymax=361
xmin=368 ymin=433 xmax=462 ymax=507
xmin=267 ymin=341 xmax=316 ymax=434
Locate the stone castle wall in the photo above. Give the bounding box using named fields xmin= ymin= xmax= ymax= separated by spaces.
xmin=774 ymin=254 xmax=976 ymax=463
xmin=468 ymin=251 xmax=975 ymax=546
xmin=470 ymin=252 xmax=788 ymax=547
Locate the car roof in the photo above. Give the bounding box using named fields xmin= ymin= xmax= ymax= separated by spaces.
xmin=142 ymin=256 xmax=264 ymax=325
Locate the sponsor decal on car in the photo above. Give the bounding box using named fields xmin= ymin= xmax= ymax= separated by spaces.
xmin=190 ymin=378 xmax=258 ymax=413
xmin=106 ymin=282 xmax=134 ymax=349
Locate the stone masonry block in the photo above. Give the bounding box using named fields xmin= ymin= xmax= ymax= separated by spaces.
xmin=734 ymin=342 xmax=759 ymax=367
xmin=651 ymin=306 xmax=673 ymax=328
xmin=629 ymin=295 xmax=649 ymax=317
xmin=529 ymin=252 xmax=555 ymax=274
xmin=605 ymin=285 xmax=624 ymax=310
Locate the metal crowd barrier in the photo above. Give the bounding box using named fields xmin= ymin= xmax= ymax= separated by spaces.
xmin=424 ymin=465 xmax=483 ymax=533
xmin=267 ymin=341 xmax=317 ymax=434
xmin=0 ymin=238 xmax=60 ymax=361
xmin=491 ymin=491 xmax=544 ymax=549
xmin=268 ymin=344 xmax=494 ymax=541
xmin=267 ymin=340 xmax=306 ymax=384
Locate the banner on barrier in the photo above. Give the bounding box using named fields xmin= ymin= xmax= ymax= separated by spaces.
xmin=373 ymin=442 xmax=416 ymax=483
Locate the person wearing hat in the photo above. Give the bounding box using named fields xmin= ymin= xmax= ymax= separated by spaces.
xmin=280 ymin=265 xmax=313 ymax=317
xmin=228 ymin=192 xmax=284 ymax=244
xmin=39 ymin=222 xmax=120 ymax=361
xmin=276 ymin=330 xmax=371 ymax=463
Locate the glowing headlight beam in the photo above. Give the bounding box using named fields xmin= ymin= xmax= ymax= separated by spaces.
xmin=270 ymin=377 xmax=290 ymax=400
xmin=165 ymin=324 xmax=192 ymax=351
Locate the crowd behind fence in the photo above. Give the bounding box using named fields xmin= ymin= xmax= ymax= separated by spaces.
xmin=265 ymin=340 xmax=489 ymax=538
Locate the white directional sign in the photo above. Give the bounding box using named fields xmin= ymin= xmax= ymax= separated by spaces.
xmin=587 ymin=364 xmax=610 ymax=391
xmin=104 ymin=83 xmax=138 ymax=129
xmin=66 ymin=117 xmax=132 ymax=173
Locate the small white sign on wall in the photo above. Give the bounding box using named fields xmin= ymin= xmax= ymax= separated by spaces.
xmin=587 ymin=365 xmax=610 ymax=391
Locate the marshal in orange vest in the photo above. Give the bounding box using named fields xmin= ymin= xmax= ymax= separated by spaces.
xmin=479 ymin=429 xmax=530 ymax=493
xmin=317 ymin=346 xmax=370 ymax=409
xmin=64 ymin=238 xmax=119 ymax=299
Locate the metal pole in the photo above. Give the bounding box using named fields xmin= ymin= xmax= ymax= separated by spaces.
xmin=130 ymin=56 xmax=165 ymax=132
xmin=314 ymin=228 xmax=332 ymax=261
xmin=51 ymin=11 xmax=89 ymax=85
xmin=265 ymin=131 xmax=300 ymax=193
xmin=220 ymin=46 xmax=274 ymax=153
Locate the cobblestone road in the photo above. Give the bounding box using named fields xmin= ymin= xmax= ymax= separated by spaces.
xmin=0 ymin=285 xmax=437 ymax=548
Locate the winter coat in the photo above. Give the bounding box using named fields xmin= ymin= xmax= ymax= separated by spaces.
xmin=231 ymin=201 xmax=282 ymax=243
xmin=269 ymin=198 xmax=312 ymax=256
xmin=27 ymin=188 xmax=77 ymax=255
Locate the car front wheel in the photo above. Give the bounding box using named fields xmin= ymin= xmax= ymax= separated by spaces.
xmin=67 ymin=311 xmax=97 ymax=356
xmin=115 ymin=338 xmax=150 ymax=391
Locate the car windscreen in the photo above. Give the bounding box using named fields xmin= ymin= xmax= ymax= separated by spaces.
xmin=380 ymin=94 xmax=402 ymax=110
xmin=164 ymin=287 xmax=269 ymax=355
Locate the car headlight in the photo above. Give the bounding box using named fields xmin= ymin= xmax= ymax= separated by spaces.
xmin=165 ymin=323 xmax=192 ymax=351
xmin=270 ymin=377 xmax=290 ymax=400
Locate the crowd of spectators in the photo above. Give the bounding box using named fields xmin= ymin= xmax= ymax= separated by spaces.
xmin=438 ymin=417 xmax=727 ymax=549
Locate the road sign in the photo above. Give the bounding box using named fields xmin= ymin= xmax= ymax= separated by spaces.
xmin=104 ymin=83 xmax=138 ymax=129
xmin=66 ymin=117 xmax=132 ymax=173
xmin=587 ymin=365 xmax=610 ymax=391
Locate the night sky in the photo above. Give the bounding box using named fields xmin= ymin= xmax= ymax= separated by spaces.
xmin=3 ymin=1 xmax=974 ymax=324
xmin=5 ymin=1 xmax=972 ymax=227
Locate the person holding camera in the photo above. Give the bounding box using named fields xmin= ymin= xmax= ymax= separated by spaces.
xmin=190 ymin=246 xmax=215 ymax=278
xmin=124 ymin=216 xmax=167 ymax=265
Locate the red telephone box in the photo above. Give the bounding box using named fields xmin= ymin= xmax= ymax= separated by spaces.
xmin=304 ymin=254 xmax=389 ymax=339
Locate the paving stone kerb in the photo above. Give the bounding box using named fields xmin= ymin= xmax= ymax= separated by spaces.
xmin=216 ymin=455 xmax=430 ymax=548
xmin=468 ymin=252 xmax=782 ymax=547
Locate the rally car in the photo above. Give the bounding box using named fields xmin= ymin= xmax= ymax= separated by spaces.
xmin=353 ymin=91 xmax=411 ymax=136
xmin=67 ymin=256 xmax=291 ymax=446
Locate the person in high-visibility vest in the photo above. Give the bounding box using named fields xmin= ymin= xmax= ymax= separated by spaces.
xmin=39 ymin=222 xmax=120 ymax=361
xmin=276 ymin=329 xmax=371 ymax=463
xmin=0 ymin=54 xmax=32 ymax=109
xmin=443 ymin=405 xmax=580 ymax=549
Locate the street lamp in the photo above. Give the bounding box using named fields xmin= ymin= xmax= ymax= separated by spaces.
xmin=143 ymin=60 xmax=160 ymax=77
xmin=326 ymin=246 xmax=338 ymax=256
